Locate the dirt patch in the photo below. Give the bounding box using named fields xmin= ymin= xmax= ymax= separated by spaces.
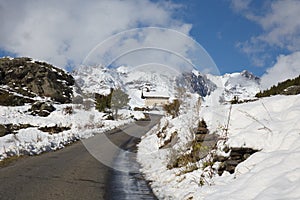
xmin=38 ymin=125 xmax=71 ymax=134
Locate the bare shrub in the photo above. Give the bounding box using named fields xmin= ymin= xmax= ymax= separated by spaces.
xmin=163 ymin=99 xmax=180 ymax=118
xmin=63 ymin=106 xmax=73 ymax=115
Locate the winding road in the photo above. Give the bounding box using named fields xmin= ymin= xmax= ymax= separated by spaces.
xmin=0 ymin=115 xmax=161 ymax=200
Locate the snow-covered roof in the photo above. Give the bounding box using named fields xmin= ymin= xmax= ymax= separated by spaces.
xmin=143 ymin=92 xmax=169 ymax=99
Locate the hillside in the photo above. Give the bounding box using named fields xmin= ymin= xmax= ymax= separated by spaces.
xmin=137 ymin=87 xmax=300 ymax=200
xmin=0 ymin=57 xmax=137 ymax=161
xmin=203 ymin=70 xmax=260 ymax=105
xmin=0 ymin=57 xmax=75 ymax=105
xmin=256 ymin=74 xmax=300 ymax=97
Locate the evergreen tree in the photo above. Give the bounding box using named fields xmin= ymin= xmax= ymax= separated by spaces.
xmin=95 ymin=92 xmax=112 ymax=112
xmin=256 ymin=74 xmax=300 ymax=97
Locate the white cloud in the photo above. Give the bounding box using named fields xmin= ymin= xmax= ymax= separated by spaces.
xmin=230 ymin=0 xmax=252 ymax=12
xmin=232 ymin=0 xmax=300 ymax=66
xmin=0 ymin=0 xmax=192 ymax=69
xmin=261 ymin=51 xmax=300 ymax=89
xmin=232 ymin=0 xmax=300 ymax=90
xmin=255 ymin=0 xmax=300 ymax=51
xmin=82 ymin=26 xmax=219 ymax=75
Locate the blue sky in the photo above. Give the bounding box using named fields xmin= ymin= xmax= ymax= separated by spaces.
xmin=170 ymin=0 xmax=263 ymax=75
xmin=166 ymin=0 xmax=299 ymax=77
xmin=0 ymin=0 xmax=299 ymax=85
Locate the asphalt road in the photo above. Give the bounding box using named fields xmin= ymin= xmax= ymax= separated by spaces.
xmin=0 ymin=114 xmax=161 ymax=200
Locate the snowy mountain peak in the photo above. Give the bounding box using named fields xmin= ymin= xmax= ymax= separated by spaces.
xmin=73 ymin=64 xmax=220 ymax=106
xmin=241 ymin=70 xmax=260 ymax=83
xmin=204 ymin=70 xmax=261 ymax=104
xmin=73 ymin=65 xmax=123 ymax=95
xmin=73 ymin=64 xmax=261 ymax=107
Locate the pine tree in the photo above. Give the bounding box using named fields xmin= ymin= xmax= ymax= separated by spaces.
xmin=95 ymin=92 xmax=112 ymax=112
xmin=255 ymin=74 xmax=300 ymax=97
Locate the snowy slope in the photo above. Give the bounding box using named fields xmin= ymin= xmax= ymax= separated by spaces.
xmin=137 ymin=94 xmax=300 ymax=199
xmin=73 ymin=65 xmax=123 ymax=95
xmin=199 ymin=95 xmax=300 ymax=200
xmin=205 ymin=70 xmax=261 ymax=105
xmin=0 ymin=104 xmax=137 ymax=160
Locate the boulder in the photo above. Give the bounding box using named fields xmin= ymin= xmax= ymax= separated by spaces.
xmin=282 ymin=85 xmax=300 ymax=95
xmin=0 ymin=124 xmax=7 ymax=137
xmin=29 ymin=102 xmax=56 ymax=117
xmin=216 ymin=147 xmax=259 ymax=175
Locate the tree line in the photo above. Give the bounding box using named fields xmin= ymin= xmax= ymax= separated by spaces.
xmin=256 ymin=75 xmax=300 ymax=97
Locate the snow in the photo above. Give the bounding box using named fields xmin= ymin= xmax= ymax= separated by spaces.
xmin=74 ymin=65 xmax=179 ymax=109
xmin=137 ymin=94 xmax=300 ymax=199
xmin=143 ymin=91 xmax=170 ymax=98
xmin=131 ymin=111 xmax=146 ymax=120
xmin=116 ymin=65 xmax=128 ymax=74
xmin=73 ymin=65 xmax=122 ymax=95
xmin=192 ymin=69 xmax=201 ymax=76
xmin=0 ymin=104 xmax=138 ymax=160
xmin=127 ymin=90 xmax=145 ymax=108
xmin=205 ymin=71 xmax=260 ymax=104
xmin=2 ymin=61 xmax=298 ymax=199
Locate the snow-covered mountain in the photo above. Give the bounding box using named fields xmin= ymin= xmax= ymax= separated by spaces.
xmin=205 ymin=70 xmax=260 ymax=104
xmin=73 ymin=65 xmax=123 ymax=96
xmin=73 ymin=65 xmax=261 ymax=107
xmin=73 ymin=65 xmax=177 ymax=106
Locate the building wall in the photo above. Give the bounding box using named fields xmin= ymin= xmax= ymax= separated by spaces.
xmin=145 ymin=98 xmax=169 ymax=107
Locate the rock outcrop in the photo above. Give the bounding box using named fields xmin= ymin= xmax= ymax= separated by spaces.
xmin=29 ymin=101 xmax=56 ymax=117
xmin=214 ymin=147 xmax=259 ymax=175
xmin=0 ymin=57 xmax=75 ymax=105
xmin=176 ymin=72 xmax=217 ymax=97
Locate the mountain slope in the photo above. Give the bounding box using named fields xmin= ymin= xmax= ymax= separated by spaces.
xmin=0 ymin=57 xmax=134 ymax=161
xmin=205 ymin=70 xmax=261 ymax=104
xmin=73 ymin=65 xmax=260 ymax=108
xmin=73 ymin=65 xmax=122 ymax=96
xmin=0 ymin=57 xmax=75 ymax=105
xmin=256 ymin=74 xmax=300 ymax=97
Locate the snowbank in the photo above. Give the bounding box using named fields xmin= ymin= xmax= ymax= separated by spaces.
xmin=137 ymin=94 xmax=300 ymax=199
xmin=0 ymin=104 xmax=136 ymax=160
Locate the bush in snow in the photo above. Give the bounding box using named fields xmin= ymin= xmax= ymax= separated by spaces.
xmin=63 ymin=106 xmax=73 ymax=115
xmin=95 ymin=92 xmax=112 ymax=112
xmin=163 ymin=99 xmax=180 ymax=118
